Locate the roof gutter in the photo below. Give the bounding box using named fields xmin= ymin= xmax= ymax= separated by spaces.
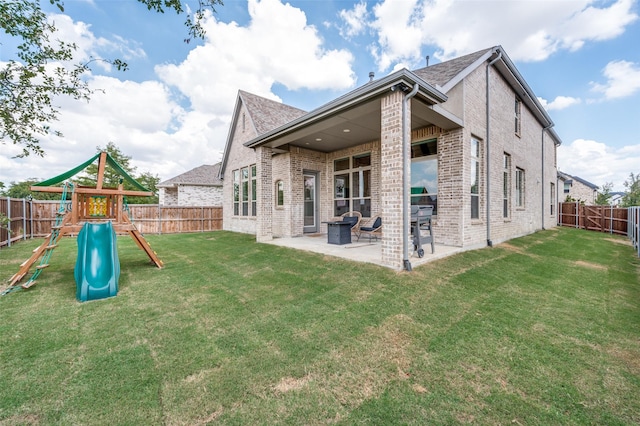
xmin=486 ymin=49 xmax=502 ymax=247
xmin=541 ymin=123 xmax=553 ymax=230
xmin=402 ymin=83 xmax=420 ymax=271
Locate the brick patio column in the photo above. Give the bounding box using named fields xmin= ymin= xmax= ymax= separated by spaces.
xmin=380 ymin=90 xmax=406 ymax=269
xmin=256 ymin=146 xmax=273 ymax=242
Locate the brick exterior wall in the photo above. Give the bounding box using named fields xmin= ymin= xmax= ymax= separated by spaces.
xmin=380 ymin=90 xmax=405 ymax=269
xmin=222 ymin=62 xmax=558 ymax=269
xmin=448 ymin=63 xmax=558 ymax=247
xmin=256 ymin=146 xmax=273 ymax=242
xmin=159 ymin=186 xmax=222 ymax=206
xmin=222 ymin=103 xmax=258 ymax=235
xmin=562 ymin=180 xmax=597 ymax=205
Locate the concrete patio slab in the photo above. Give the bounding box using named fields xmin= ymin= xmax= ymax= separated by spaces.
xmin=262 ymin=233 xmax=466 ymax=270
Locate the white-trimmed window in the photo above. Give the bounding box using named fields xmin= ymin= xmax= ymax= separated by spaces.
xmin=515 ymin=167 xmax=525 ymax=207
xmin=515 ymin=98 xmax=522 ymax=136
xmin=470 ymin=138 xmax=480 ymax=219
xmin=275 ymin=180 xmax=284 ymax=207
xmin=503 ymin=153 xmax=511 ymax=218
xmin=411 ymin=139 xmax=438 ymax=214
xmin=233 ymin=164 xmax=256 ymax=216
xmin=550 ymin=183 xmax=555 ymax=215
xmin=333 ymin=153 xmax=372 ymax=217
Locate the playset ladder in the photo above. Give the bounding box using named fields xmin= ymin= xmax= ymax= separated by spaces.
xmin=2 ymin=184 xmax=73 ymax=295
xmin=122 ymin=212 xmax=163 ymax=268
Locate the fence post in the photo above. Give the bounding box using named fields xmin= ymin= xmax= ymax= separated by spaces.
xmin=30 ymin=198 xmax=34 ymax=239
xmin=22 ymin=198 xmax=27 ymax=241
xmin=609 ymin=205 xmax=613 ymax=234
xmin=6 ymin=197 xmax=11 ymax=247
xmin=558 ymin=202 xmax=562 ymax=226
xmin=158 ymin=204 xmax=162 ymax=235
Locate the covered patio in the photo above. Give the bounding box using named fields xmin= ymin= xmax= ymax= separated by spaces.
xmin=262 ymin=233 xmax=466 ymax=269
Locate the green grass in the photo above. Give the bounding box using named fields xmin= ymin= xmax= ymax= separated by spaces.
xmin=0 ymin=227 xmax=639 ymax=425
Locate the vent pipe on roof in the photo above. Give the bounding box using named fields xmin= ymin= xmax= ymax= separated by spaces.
xmin=426 ymin=55 xmax=430 ymax=66
xmin=369 ymin=71 xmax=375 ymax=82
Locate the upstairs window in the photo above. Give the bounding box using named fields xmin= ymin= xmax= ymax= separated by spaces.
xmin=515 ymin=98 xmax=522 ymax=136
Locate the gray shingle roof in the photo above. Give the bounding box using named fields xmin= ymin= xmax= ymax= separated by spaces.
xmin=158 ymin=163 xmax=222 ymax=187
xmin=413 ymin=48 xmax=494 ymax=88
xmin=238 ymin=90 xmax=307 ymax=135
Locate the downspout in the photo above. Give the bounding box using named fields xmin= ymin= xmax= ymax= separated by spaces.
xmin=541 ymin=124 xmax=553 ymax=230
xmin=485 ymin=50 xmax=502 ymax=247
xmin=403 ymin=83 xmax=420 ymax=271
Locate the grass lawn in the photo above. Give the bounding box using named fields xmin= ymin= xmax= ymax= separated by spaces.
xmin=0 ymin=227 xmax=639 ymax=425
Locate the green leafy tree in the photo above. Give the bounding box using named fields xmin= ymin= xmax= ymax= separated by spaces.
xmin=76 ymin=142 xmax=135 ymax=188
xmin=5 ymin=179 xmax=60 ymax=200
xmin=621 ymin=172 xmax=640 ymax=207
xmin=76 ymin=142 xmax=159 ymax=204
xmin=594 ymin=182 xmax=613 ymax=206
xmin=1 ymin=0 xmax=222 ymax=157
xmin=129 ymin=171 xmax=160 ymax=204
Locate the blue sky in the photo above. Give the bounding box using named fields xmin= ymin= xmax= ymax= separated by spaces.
xmin=1 ymin=0 xmax=639 ymax=192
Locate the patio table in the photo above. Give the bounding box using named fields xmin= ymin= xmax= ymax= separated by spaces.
xmin=323 ymin=221 xmax=352 ymax=245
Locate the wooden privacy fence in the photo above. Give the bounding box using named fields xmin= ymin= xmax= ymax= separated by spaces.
xmin=1 ymin=198 xmax=222 ymax=248
xmin=557 ymin=202 xmax=629 ymax=235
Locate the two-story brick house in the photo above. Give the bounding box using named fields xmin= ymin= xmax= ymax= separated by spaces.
xmin=557 ymin=171 xmax=598 ymax=205
xmin=220 ymin=46 xmax=561 ymax=270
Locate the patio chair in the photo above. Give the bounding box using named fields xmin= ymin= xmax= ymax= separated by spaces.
xmin=338 ymin=211 xmax=362 ymax=236
xmin=357 ymin=216 xmax=382 ymax=242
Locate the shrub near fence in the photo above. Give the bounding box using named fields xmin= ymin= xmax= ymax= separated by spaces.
xmin=1 ymin=198 xmax=222 ymax=248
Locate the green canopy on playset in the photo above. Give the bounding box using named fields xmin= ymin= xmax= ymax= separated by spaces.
xmin=33 ymin=152 xmax=150 ymax=192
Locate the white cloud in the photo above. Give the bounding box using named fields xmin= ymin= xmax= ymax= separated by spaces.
xmin=0 ymin=0 xmax=357 ymax=186
xmin=590 ymin=60 xmax=640 ymax=100
xmin=338 ymin=1 xmax=369 ymax=39
xmin=558 ymin=139 xmax=640 ymax=191
xmin=369 ymin=0 xmax=423 ymax=70
xmin=365 ymin=0 xmax=638 ymax=70
xmin=48 ymin=13 xmax=146 ymax=72
xmin=538 ymin=96 xmax=581 ymax=111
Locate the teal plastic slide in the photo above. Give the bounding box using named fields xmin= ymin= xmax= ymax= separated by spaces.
xmin=75 ymin=222 xmax=120 ymax=302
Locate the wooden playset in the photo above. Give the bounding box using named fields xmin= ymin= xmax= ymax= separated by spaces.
xmin=3 ymin=151 xmax=163 ymax=297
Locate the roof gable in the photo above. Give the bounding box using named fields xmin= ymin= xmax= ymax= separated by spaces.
xmin=413 ymin=48 xmax=493 ymax=89
xmin=159 ymin=163 xmax=222 ymax=187
xmin=238 ymin=90 xmax=307 ymax=135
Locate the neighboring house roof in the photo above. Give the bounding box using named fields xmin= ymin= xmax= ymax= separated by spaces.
xmin=158 ymin=163 xmax=223 ymax=188
xmin=571 ymin=175 xmax=598 ymax=190
xmin=557 ymin=171 xmax=598 ymax=190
